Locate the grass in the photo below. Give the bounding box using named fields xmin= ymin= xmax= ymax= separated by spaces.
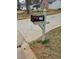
xmin=31 ymin=38 xmax=49 ymax=45
xmin=29 ymin=26 xmax=61 ymax=59
xmin=41 ymin=39 xmax=49 ymax=44
xmin=17 ymin=9 xmax=61 ymax=20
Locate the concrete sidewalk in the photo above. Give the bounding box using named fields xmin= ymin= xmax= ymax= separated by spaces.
xmin=17 ymin=13 xmax=61 ymax=42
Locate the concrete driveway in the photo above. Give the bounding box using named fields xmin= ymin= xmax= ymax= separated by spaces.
xmin=17 ymin=42 xmax=37 ymax=59
xmin=17 ymin=13 xmax=61 ymax=43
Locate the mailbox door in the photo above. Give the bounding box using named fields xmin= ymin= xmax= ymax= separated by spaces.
xmin=31 ymin=15 xmax=45 ymax=22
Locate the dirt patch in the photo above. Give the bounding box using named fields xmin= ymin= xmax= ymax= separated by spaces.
xmin=47 ymin=9 xmax=61 ymax=15
xmin=30 ymin=27 xmax=61 ymax=59
xmin=17 ymin=11 xmax=31 ymax=20
xmin=17 ymin=9 xmax=61 ymax=20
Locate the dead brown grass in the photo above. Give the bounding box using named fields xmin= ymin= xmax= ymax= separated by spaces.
xmin=17 ymin=9 xmax=61 ymax=20
xmin=30 ymin=26 xmax=61 ymax=59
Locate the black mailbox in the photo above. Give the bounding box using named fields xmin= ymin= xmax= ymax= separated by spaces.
xmin=31 ymin=15 xmax=45 ymax=22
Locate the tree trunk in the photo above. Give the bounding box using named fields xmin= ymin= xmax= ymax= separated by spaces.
xmin=41 ymin=0 xmax=48 ymax=9
xmin=25 ymin=0 xmax=30 ymax=14
xmin=17 ymin=0 xmax=20 ymax=10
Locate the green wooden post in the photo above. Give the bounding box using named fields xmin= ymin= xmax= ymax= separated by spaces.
xmin=32 ymin=9 xmax=48 ymax=41
xmin=42 ymin=9 xmax=47 ymax=41
xmin=38 ymin=9 xmax=47 ymax=41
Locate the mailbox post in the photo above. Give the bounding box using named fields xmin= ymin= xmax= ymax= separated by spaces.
xmin=31 ymin=9 xmax=49 ymax=41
